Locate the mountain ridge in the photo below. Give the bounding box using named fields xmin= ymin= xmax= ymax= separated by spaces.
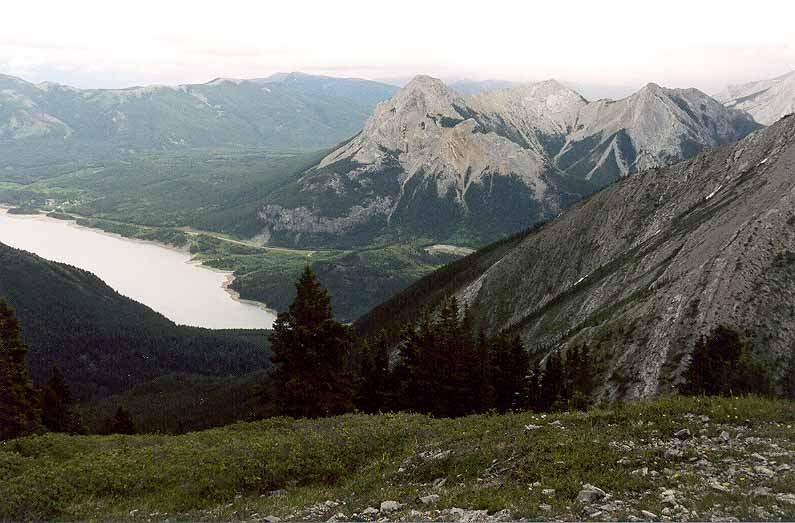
xmin=0 ymin=72 xmax=399 ymax=165
xmin=715 ymin=70 xmax=795 ymax=126
xmin=356 ymin=114 xmax=795 ymax=400
xmin=257 ymin=75 xmax=759 ymax=248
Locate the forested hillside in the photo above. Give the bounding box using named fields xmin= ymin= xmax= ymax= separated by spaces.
xmin=0 ymin=242 xmax=269 ymax=399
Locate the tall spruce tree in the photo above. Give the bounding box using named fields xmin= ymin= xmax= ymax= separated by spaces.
xmin=269 ymin=266 xmax=354 ymax=418
xmin=527 ymin=360 xmax=542 ymax=411
xmin=393 ymin=297 xmax=484 ymax=417
xmin=783 ymin=351 xmax=795 ymax=400
xmin=565 ymin=344 xmax=594 ymax=410
xmin=394 ymin=320 xmax=426 ymax=412
xmin=40 ymin=366 xmax=83 ymax=434
xmin=0 ymin=299 xmax=41 ymax=441
xmin=539 ymin=350 xmax=565 ymax=411
xmin=491 ymin=334 xmax=530 ymax=412
xmin=475 ymin=331 xmax=496 ymax=412
xmin=354 ymin=331 xmax=390 ymax=413
xmin=101 ymin=406 xmax=135 ymax=435
xmin=436 ymin=297 xmax=480 ymax=417
xmin=682 ymin=325 xmax=771 ymax=397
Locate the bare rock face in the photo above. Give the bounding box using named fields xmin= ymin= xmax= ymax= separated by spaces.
xmin=260 ymin=75 xmax=759 ymax=247
xmin=716 ymin=70 xmax=795 ymax=126
xmin=357 ymin=116 xmax=795 ymax=400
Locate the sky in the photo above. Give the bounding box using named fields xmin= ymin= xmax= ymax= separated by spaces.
xmin=1 ymin=0 xmax=793 ymax=94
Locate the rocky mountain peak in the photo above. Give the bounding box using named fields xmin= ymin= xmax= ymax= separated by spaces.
xmin=640 ymin=82 xmax=663 ymax=92
xmin=264 ymin=76 xmax=760 ymax=248
xmin=384 ymin=75 xmax=461 ymax=116
xmin=716 ymin=70 xmax=795 ymax=125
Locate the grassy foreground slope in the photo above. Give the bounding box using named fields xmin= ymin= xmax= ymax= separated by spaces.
xmin=2 ymin=396 xmax=794 ymax=521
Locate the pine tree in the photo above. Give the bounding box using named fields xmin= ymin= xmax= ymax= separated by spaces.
xmin=539 ymin=350 xmax=565 ymax=411
xmin=40 ymin=366 xmax=83 ymax=434
xmin=563 ymin=346 xmax=580 ymax=401
xmin=436 ymin=297 xmax=480 ymax=417
xmin=731 ymin=350 xmax=771 ymax=396
xmin=682 ymin=326 xmax=771 ymax=397
xmin=475 ymin=331 xmax=496 ymax=411
xmin=527 ymin=360 xmax=541 ymax=411
xmin=0 ymin=299 xmax=41 ymax=441
xmin=783 ymin=351 xmax=795 ymax=400
xmin=269 ymin=266 xmax=354 ymax=418
xmin=101 ymin=406 xmax=135 ymax=435
xmin=491 ymin=334 xmax=530 ymax=412
xmin=577 ymin=344 xmax=594 ymax=398
xmin=394 ymin=320 xmax=425 ymax=412
xmin=566 ymin=343 xmax=594 ymax=410
xmin=392 ymin=298 xmax=486 ymax=417
xmin=508 ymin=335 xmax=530 ymax=410
xmin=354 ymin=331 xmax=391 ymax=413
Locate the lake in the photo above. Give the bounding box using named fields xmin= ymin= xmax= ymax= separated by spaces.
xmin=0 ymin=209 xmax=275 ymax=330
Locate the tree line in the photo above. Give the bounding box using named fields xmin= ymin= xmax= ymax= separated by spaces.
xmin=4 ymin=268 xmax=795 ymax=440
xmin=1 ymin=298 xmax=137 ymax=441
xmin=268 ymin=267 xmax=594 ymax=419
xmin=268 ymin=268 xmax=795 ymax=419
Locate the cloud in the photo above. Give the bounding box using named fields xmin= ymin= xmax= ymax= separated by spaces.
xmin=0 ymin=0 xmax=793 ymax=90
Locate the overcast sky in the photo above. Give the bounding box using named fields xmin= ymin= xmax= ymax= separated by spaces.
xmin=1 ymin=0 xmax=793 ymax=94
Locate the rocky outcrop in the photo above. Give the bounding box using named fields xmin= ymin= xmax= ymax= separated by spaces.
xmin=261 ymin=76 xmax=759 ymax=247
xmin=716 ymin=70 xmax=795 ymax=126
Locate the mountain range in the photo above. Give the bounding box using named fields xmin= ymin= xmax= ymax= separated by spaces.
xmin=258 ymin=75 xmax=760 ymax=247
xmin=716 ymin=70 xmax=795 ymax=125
xmin=0 ymin=72 xmax=398 ymax=170
xmin=357 ymin=114 xmax=795 ymax=400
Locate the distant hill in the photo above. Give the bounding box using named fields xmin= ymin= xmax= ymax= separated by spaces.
xmin=0 ymin=72 xmax=397 ymax=180
xmin=0 ymin=242 xmax=268 ymax=399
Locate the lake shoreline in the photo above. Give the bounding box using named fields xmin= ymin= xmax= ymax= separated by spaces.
xmin=0 ymin=207 xmax=277 ymax=329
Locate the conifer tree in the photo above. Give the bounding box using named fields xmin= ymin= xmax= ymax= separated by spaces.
xmin=354 ymin=331 xmax=390 ymax=413
xmin=0 ymin=299 xmax=41 ymax=441
xmin=105 ymin=406 xmax=135 ymax=434
xmin=40 ymin=366 xmax=83 ymax=434
xmin=576 ymin=343 xmax=594 ymax=398
xmin=564 ymin=346 xmax=581 ymax=399
xmin=508 ymin=335 xmax=531 ymax=410
xmin=539 ymin=350 xmax=565 ymax=411
xmin=783 ymin=351 xmax=795 ymax=400
xmin=393 ymin=298 xmax=485 ymax=417
xmin=394 ymin=320 xmax=425 ymax=412
xmin=436 ymin=297 xmax=480 ymax=417
xmin=269 ymin=266 xmax=354 ymax=418
xmin=491 ymin=334 xmax=530 ymax=412
xmin=527 ymin=360 xmax=542 ymax=411
xmin=682 ymin=326 xmax=771 ymax=397
xmin=475 ymin=331 xmax=496 ymax=411
xmin=565 ymin=343 xmax=594 ymax=410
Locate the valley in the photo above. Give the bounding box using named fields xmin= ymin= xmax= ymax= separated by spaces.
xmin=0 ymin=51 xmax=795 ymax=523
xmin=1 ymin=72 xmax=779 ymax=323
xmin=0 ymin=208 xmax=275 ymax=329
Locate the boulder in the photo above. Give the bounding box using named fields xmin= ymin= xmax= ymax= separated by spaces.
xmin=379 ymin=501 xmax=403 ymax=513
xmin=576 ymin=484 xmax=606 ymax=503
